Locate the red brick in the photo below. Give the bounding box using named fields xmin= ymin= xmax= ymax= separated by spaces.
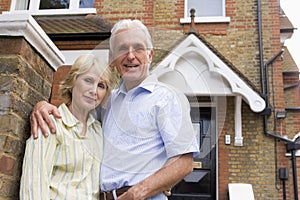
xmin=0 ymin=156 xmax=15 ymax=176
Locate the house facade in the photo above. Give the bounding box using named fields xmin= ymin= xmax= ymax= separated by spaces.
xmin=0 ymin=0 xmax=299 ymax=199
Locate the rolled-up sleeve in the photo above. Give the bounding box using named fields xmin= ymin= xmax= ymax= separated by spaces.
xmin=157 ymin=90 xmax=199 ymax=158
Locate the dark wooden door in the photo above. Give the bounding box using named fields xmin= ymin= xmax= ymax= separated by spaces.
xmin=169 ymin=107 xmax=216 ymax=200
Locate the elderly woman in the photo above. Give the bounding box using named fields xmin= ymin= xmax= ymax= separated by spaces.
xmin=20 ymin=54 xmax=113 ymax=199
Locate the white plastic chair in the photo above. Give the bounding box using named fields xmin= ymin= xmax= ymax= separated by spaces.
xmin=228 ymin=183 xmax=255 ymax=200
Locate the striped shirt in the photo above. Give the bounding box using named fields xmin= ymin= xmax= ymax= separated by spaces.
xmin=20 ymin=103 xmax=103 ymax=200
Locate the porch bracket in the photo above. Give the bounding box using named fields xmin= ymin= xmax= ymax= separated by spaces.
xmin=234 ymin=96 xmax=243 ymax=146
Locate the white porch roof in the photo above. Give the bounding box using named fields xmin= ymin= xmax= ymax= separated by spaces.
xmin=152 ymin=34 xmax=265 ymax=113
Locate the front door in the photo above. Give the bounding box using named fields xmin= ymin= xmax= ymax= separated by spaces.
xmin=169 ymin=107 xmax=216 ymax=200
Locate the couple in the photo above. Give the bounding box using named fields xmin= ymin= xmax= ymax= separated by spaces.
xmin=21 ymin=19 xmax=199 ymax=200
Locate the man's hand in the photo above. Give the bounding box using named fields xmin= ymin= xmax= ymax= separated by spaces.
xmin=164 ymin=189 xmax=172 ymax=196
xmin=30 ymin=101 xmax=61 ymax=138
xmin=117 ymin=187 xmax=140 ymax=200
xmin=117 ymin=187 xmax=171 ymax=200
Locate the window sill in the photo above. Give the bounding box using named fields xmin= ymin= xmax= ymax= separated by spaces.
xmin=3 ymin=8 xmax=96 ymax=16
xmin=180 ymin=16 xmax=230 ymax=24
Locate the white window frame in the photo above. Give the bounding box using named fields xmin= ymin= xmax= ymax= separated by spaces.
xmin=7 ymin=0 xmax=96 ymax=16
xmin=180 ymin=0 xmax=230 ymax=24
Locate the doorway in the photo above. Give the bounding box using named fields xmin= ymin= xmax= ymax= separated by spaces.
xmin=169 ymin=107 xmax=216 ymax=200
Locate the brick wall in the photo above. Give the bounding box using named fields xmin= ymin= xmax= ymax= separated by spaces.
xmin=50 ymin=65 xmax=71 ymax=107
xmin=218 ymin=97 xmax=280 ymax=199
xmin=218 ymin=97 xmax=233 ymax=199
xmin=0 ymin=0 xmax=11 ymax=13
xmin=97 ymin=0 xmax=185 ymax=29
xmin=0 ymin=37 xmax=55 ymax=199
xmin=96 ymin=0 xmax=281 ymax=91
xmin=1 ymin=0 xmax=299 ymax=199
xmin=283 ymin=73 xmax=300 ymax=107
xmin=282 ymin=71 xmax=300 ymax=199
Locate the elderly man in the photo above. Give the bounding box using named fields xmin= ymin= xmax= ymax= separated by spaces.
xmin=30 ymin=19 xmax=199 ymax=200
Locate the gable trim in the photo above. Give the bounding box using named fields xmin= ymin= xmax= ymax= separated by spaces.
xmin=152 ymin=34 xmax=265 ymax=112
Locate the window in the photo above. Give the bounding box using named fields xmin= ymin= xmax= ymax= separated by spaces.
xmin=8 ymin=0 xmax=96 ymax=15
xmin=188 ymin=0 xmax=222 ymax=17
xmin=180 ymin=0 xmax=230 ymax=23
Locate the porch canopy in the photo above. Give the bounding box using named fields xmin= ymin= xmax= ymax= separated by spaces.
xmin=152 ymin=34 xmax=265 ymax=113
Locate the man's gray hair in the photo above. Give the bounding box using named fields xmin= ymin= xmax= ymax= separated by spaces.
xmin=109 ymin=19 xmax=153 ymax=53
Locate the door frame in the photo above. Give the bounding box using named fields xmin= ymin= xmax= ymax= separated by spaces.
xmin=189 ymin=97 xmax=219 ymax=200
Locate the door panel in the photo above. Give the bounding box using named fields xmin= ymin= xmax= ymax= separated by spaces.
xmin=169 ymin=107 xmax=216 ymax=200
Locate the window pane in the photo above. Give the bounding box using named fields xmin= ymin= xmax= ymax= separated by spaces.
xmin=188 ymin=0 xmax=222 ymax=17
xmin=39 ymin=0 xmax=70 ymax=9
xmin=79 ymin=0 xmax=94 ymax=8
xmin=15 ymin=0 xmax=30 ymax=10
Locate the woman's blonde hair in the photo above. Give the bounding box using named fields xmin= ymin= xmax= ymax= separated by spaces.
xmin=59 ymin=54 xmax=113 ymax=107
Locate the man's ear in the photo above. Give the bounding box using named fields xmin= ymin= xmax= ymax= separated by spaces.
xmin=148 ymin=49 xmax=154 ymax=63
xmin=108 ymin=49 xmax=114 ymax=66
xmin=109 ymin=60 xmax=116 ymax=69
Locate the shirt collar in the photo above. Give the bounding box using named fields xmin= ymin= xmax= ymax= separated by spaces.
xmin=59 ymin=103 xmax=96 ymax=128
xmin=117 ymin=73 xmax=158 ymax=95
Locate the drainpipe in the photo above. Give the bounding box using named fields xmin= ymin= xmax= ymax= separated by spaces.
xmin=257 ymin=0 xmax=284 ymax=139
xmin=257 ymin=0 xmax=299 ymax=199
xmin=263 ymin=48 xmax=284 ymax=111
xmin=262 ymin=48 xmax=290 ymax=169
xmin=287 ymin=142 xmax=300 ymax=200
xmin=257 ymin=0 xmax=265 ymax=98
xmin=257 ymin=0 xmax=283 ymax=135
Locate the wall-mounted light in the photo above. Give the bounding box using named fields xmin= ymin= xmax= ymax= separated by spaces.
xmin=276 ymin=110 xmax=286 ymax=120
